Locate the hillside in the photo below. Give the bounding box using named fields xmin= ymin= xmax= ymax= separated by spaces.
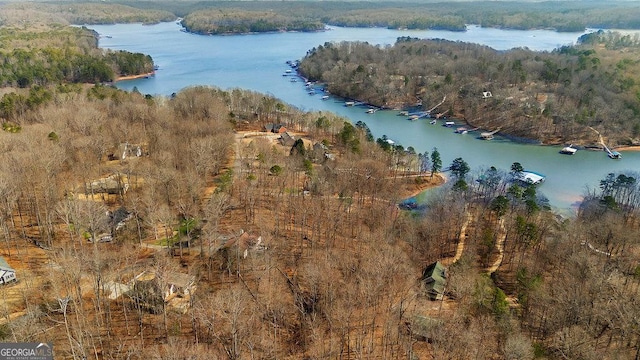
xmin=0 ymin=82 xmax=637 ymax=359
xmin=0 ymin=9 xmax=639 ymax=360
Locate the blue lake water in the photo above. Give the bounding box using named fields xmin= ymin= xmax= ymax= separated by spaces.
xmin=89 ymin=22 xmax=640 ymax=215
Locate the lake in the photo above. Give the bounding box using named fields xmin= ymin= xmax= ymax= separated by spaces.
xmin=89 ymin=21 xmax=640 ymax=215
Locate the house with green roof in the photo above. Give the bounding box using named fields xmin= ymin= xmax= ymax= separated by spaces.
xmin=421 ymin=261 xmax=446 ymax=300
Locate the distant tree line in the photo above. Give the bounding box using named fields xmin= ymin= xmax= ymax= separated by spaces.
xmin=3 ymin=1 xmax=640 ymax=32
xmin=0 ymin=2 xmax=175 ymax=27
xmin=132 ymin=1 xmax=640 ymax=33
xmin=298 ymin=34 xmax=640 ymax=146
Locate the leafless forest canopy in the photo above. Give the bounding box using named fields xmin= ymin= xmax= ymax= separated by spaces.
xmin=0 ymin=2 xmax=638 ymax=360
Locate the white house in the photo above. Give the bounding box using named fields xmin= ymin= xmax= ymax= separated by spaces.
xmin=0 ymin=257 xmax=16 ymax=285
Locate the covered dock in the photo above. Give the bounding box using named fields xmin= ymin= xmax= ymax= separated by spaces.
xmin=516 ymin=171 xmax=546 ymax=185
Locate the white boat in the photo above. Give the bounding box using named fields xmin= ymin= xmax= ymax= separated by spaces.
xmin=443 ymin=121 xmax=455 ymax=127
xmin=290 ymin=78 xmax=297 ymax=82
xmin=366 ymin=108 xmax=376 ymax=114
xmin=321 ymin=95 xmax=329 ymax=100
xmin=560 ymin=145 xmax=577 ymax=155
xmin=430 ymin=119 xmax=437 ymax=125
xmin=455 ymin=127 xmax=468 ymax=134
xmin=345 ymin=101 xmax=355 ymax=106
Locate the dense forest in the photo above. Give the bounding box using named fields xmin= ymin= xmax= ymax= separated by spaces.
xmin=0 ymin=26 xmax=154 ymax=88
xmin=0 ymin=2 xmax=638 ymax=360
xmin=298 ymin=32 xmax=640 ymax=147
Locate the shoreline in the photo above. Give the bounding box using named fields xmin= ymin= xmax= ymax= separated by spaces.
xmin=614 ymin=145 xmax=640 ymax=152
xmin=400 ymin=173 xmax=447 ymax=199
xmin=114 ymin=71 xmax=155 ymax=82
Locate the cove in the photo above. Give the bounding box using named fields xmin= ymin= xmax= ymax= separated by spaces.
xmin=89 ymin=21 xmax=640 ymax=215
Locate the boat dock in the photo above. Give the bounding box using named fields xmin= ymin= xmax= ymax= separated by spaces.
xmin=406 ymin=111 xmax=430 ymax=121
xmin=603 ymin=144 xmax=621 ymax=159
xmin=480 ymin=128 xmax=500 ymax=140
xmin=516 ymin=171 xmax=546 ymax=185
xmin=589 ymin=126 xmax=621 ymax=159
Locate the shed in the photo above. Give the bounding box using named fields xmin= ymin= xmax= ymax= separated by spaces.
xmin=0 ymin=257 xmax=16 ymax=285
xmin=421 ymin=261 xmax=446 ymax=300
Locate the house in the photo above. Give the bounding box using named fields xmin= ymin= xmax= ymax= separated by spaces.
xmin=107 ymin=143 xmax=145 ymax=161
xmin=406 ymin=314 xmax=443 ymax=342
xmin=218 ymin=231 xmax=266 ymax=259
xmin=109 ymin=207 xmax=132 ymax=232
xmin=0 ymin=257 xmax=16 ymax=285
xmin=85 ymin=174 xmax=129 ymax=195
xmin=279 ymin=132 xmax=296 ymax=147
xmin=132 ymin=270 xmax=196 ymax=313
xmin=118 ymin=142 xmax=144 ymax=160
xmin=88 ymin=207 xmax=132 ymax=243
xmin=312 ymin=142 xmax=326 ymax=161
xmin=421 ymin=261 xmax=447 ymax=300
xmin=263 ymin=123 xmax=287 ymax=134
xmin=312 ymin=142 xmax=334 ymax=162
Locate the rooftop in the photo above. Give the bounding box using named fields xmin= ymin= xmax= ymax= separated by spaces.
xmin=517 ymin=171 xmax=546 ymax=185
